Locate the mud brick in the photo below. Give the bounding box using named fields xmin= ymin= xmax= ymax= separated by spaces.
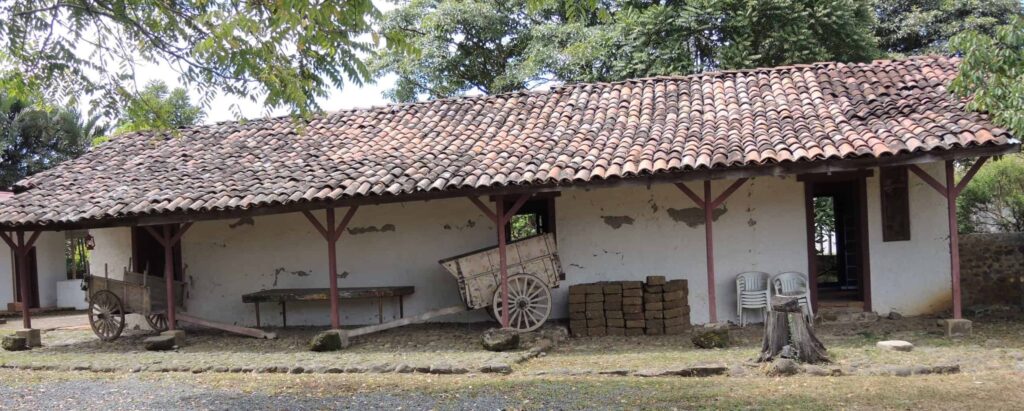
xmin=624 ymin=328 xmax=645 ymax=336
xmin=606 ymin=318 xmax=625 ymax=328
xmin=645 ymin=326 xmax=664 ymax=336
xmin=664 ymin=316 xmax=687 ymax=327
xmin=664 ymin=325 xmax=688 ymax=335
xmin=644 ymin=310 xmax=664 ymax=320
xmin=605 ymin=310 xmax=623 ymax=319
xmin=604 ymin=301 xmax=622 ymax=311
xmin=643 ymin=293 xmax=663 ymax=303
xmin=621 ymin=281 xmax=643 ymax=289
xmin=588 ymin=317 xmax=606 ymax=327
xmin=625 ymin=319 xmax=646 ymax=328
xmin=663 ymin=308 xmax=685 ymax=319
xmin=585 ymin=310 xmax=605 ymax=320
xmin=586 ymin=302 xmax=604 ymax=311
xmin=605 ymin=294 xmax=622 ymax=304
xmin=568 ymin=294 xmax=587 ymax=304
xmin=569 ymin=311 xmax=586 ymax=320
xmin=646 ymin=275 xmax=666 ymax=285
xmin=588 ymin=327 xmax=607 ymax=337
xmin=663 ymin=299 xmax=686 ymax=310
xmin=603 ymin=284 xmax=622 ymax=294
xmin=645 ymin=301 xmax=663 ymax=311
xmin=664 ymin=280 xmax=688 ymax=292
xmin=570 ymin=320 xmax=587 ymax=332
xmin=569 ymin=285 xmax=587 ymax=295
xmin=583 ymin=284 xmax=603 ymax=294
xmin=622 ymin=304 xmax=643 ymax=314
xmin=622 ymin=296 xmax=643 ymax=305
xmin=569 ymin=303 xmax=586 ymax=313
xmin=586 ymin=293 xmax=605 ymax=303
xmin=623 ymin=312 xmax=645 ymax=320
xmin=606 ymin=327 xmax=625 ymax=336
xmin=647 ymin=319 xmax=664 ymax=328
xmin=663 ymin=291 xmax=685 ymax=302
xmin=644 ymin=285 xmax=664 ymax=293
xmin=622 ymin=288 xmax=643 ymax=297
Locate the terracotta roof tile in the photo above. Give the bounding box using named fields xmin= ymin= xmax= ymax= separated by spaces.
xmin=0 ymin=56 xmax=1016 ymax=228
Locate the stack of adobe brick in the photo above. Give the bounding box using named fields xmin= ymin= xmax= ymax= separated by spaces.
xmin=568 ymin=277 xmax=689 ymax=337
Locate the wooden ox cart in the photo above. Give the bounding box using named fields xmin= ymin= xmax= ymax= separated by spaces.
xmin=440 ymin=233 xmax=563 ymax=331
xmin=85 ymin=270 xmax=185 ymax=341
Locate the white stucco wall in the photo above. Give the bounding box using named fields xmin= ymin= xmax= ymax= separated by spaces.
xmin=867 ymin=161 xmax=953 ymax=315
xmin=82 ymin=162 xmax=954 ymax=326
xmin=0 ymin=231 xmax=68 ymax=308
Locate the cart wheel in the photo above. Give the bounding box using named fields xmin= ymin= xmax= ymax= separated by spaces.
xmin=492 ymin=274 xmax=552 ymax=332
xmin=145 ymin=313 xmax=169 ymax=332
xmin=88 ymin=290 xmax=125 ymax=341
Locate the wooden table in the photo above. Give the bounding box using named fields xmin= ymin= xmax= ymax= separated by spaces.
xmin=241 ymin=286 xmax=415 ymax=328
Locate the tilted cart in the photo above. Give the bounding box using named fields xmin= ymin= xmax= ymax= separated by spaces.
xmin=85 ymin=270 xmax=186 ymax=341
xmin=440 ymin=233 xmax=564 ymax=331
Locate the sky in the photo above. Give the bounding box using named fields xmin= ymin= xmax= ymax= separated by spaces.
xmin=125 ymin=1 xmax=399 ymax=124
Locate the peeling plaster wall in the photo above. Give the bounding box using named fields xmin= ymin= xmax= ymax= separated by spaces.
xmin=0 ymin=231 xmax=70 ymax=308
xmin=867 ymin=161 xmax=952 ymax=316
xmin=80 ymin=162 xmax=955 ymax=326
xmin=556 ymin=176 xmax=808 ymax=324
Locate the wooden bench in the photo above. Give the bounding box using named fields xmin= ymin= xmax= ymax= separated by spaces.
xmin=241 ymin=287 xmax=415 ymax=328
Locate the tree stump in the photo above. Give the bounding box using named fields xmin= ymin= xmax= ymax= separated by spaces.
xmin=757 ymin=296 xmax=828 ymax=364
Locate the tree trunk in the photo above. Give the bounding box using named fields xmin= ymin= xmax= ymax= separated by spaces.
xmin=757 ymin=296 xmax=828 ymax=364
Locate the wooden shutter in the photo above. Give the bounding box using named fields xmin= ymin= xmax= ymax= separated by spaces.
xmin=880 ymin=166 xmax=910 ymax=241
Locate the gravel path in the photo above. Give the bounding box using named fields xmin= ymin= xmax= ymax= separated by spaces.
xmin=0 ymin=374 xmax=607 ymax=410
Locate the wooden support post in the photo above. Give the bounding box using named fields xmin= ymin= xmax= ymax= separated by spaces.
xmin=302 ymin=206 xmax=358 ymax=330
xmin=468 ymin=194 xmax=531 ymax=329
xmin=908 ymin=158 xmax=988 ymax=320
xmin=1 ymin=230 xmax=41 ymax=329
xmin=163 ymin=225 xmax=176 ymax=330
xmin=675 ymin=179 xmax=747 ymax=324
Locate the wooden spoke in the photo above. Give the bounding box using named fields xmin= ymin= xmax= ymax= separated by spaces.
xmin=145 ymin=313 xmax=169 ymax=332
xmin=88 ymin=290 xmax=125 ymax=342
xmin=492 ymin=274 xmax=552 ymax=332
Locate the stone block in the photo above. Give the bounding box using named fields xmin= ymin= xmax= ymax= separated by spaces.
xmin=645 ymin=325 xmax=664 ymax=335
xmin=588 ymin=317 xmax=606 ymax=327
xmin=569 ymin=303 xmax=586 ymax=313
xmin=622 ymin=296 xmax=643 ymax=305
xmin=2 ymin=335 xmax=28 ymax=351
xmin=664 ymin=280 xmax=688 ymax=292
xmin=646 ymin=275 xmax=666 ymax=285
xmin=144 ymin=334 xmax=177 ymax=351
xmin=604 ymin=294 xmax=622 ymax=304
xmin=622 ymin=304 xmax=643 ymax=314
xmin=583 ymin=284 xmax=603 ymax=294
xmin=569 ymin=311 xmax=586 ymax=320
xmin=604 ymin=301 xmax=622 ymax=310
xmin=606 ymin=318 xmax=625 ymax=328
xmin=647 ymin=319 xmax=664 ymax=329
xmin=481 ymin=328 xmax=520 ymax=352
xmin=603 ymin=284 xmax=622 ymax=294
xmin=585 ymin=302 xmax=604 ymax=311
xmin=645 ymin=302 xmax=663 ymax=311
xmin=663 ymin=316 xmax=686 ymax=327
xmin=621 ymin=281 xmax=643 ymax=289
xmin=568 ymin=285 xmax=586 ymax=295
xmin=625 ymin=328 xmax=645 ymax=336
xmin=644 ymin=285 xmax=664 ymax=293
xmin=588 ymin=327 xmax=607 ymax=337
xmin=663 ymin=291 xmax=685 ymax=302
xmin=663 ymin=307 xmax=685 ymax=319
xmin=569 ymin=320 xmax=587 ymax=332
xmin=876 ymin=340 xmax=913 ymax=352
xmin=664 ymin=325 xmax=688 ymax=335
xmin=944 ymin=319 xmax=972 ymax=337
xmin=162 ymin=330 xmax=186 ymax=347
xmin=692 ymin=328 xmax=729 ymax=349
xmin=585 ymin=310 xmax=604 ymax=320
xmin=586 ymin=293 xmax=605 ymax=303
xmin=625 ymin=319 xmax=646 ymax=328
xmin=606 ymin=327 xmax=625 ymax=336
xmin=15 ymin=329 xmax=41 ymax=347
xmin=644 ymin=310 xmax=663 ymax=320
xmin=643 ymin=293 xmax=663 ymax=303
xmin=623 ymin=289 xmax=643 ymax=297
xmin=568 ymin=294 xmax=586 ymax=304
xmin=309 ymin=330 xmax=349 ymax=352
xmin=623 ymin=312 xmax=645 ymax=320
xmin=605 ymin=310 xmax=623 ymax=319
xmin=663 ymin=300 xmax=686 ymax=310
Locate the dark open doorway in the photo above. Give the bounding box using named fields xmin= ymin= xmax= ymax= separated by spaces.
xmin=802 ymin=173 xmax=871 ymax=312
xmin=132 ymin=226 xmax=183 ymax=281
xmin=11 ymin=247 xmax=39 ymax=309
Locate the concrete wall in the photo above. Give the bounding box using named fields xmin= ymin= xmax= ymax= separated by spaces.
xmin=866 ymin=162 xmax=953 ymax=316
xmin=0 ymin=231 xmax=69 ymax=309
xmin=82 ymin=162 xmax=955 ymax=326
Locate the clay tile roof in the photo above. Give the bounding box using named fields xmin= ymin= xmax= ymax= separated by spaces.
xmin=0 ymin=55 xmax=1017 ymax=228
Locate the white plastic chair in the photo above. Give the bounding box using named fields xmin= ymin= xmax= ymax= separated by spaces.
xmin=736 ymin=271 xmax=771 ymax=326
xmin=771 ymin=271 xmax=814 ymax=321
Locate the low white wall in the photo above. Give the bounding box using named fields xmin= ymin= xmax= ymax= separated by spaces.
xmin=0 ymin=231 xmax=68 ymax=309
xmin=57 ymin=279 xmax=88 ymax=309
xmin=81 ymin=162 xmax=955 ymax=326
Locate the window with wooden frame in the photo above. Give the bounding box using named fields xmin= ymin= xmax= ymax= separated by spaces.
xmin=880 ymin=166 xmax=911 ymax=242
xmin=503 ymin=195 xmax=557 ymax=242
